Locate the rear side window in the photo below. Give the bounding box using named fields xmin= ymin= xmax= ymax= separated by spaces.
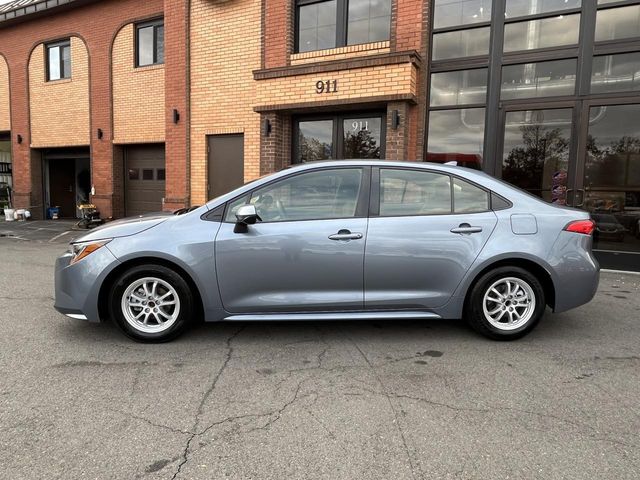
xmin=453 ymin=177 xmax=489 ymax=213
xmin=380 ymin=169 xmax=452 ymax=216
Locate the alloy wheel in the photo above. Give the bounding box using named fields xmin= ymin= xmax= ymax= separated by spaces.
xmin=120 ymin=277 xmax=181 ymax=333
xmin=482 ymin=276 xmax=536 ymax=331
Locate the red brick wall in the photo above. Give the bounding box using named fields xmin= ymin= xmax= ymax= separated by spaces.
xmin=0 ymin=0 xmax=164 ymax=218
xmin=394 ymin=0 xmax=424 ymax=52
xmin=263 ymin=0 xmax=293 ymax=69
xmin=163 ymin=0 xmax=189 ymax=210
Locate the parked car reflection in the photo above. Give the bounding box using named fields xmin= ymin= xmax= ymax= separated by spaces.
xmin=591 ymin=213 xmax=627 ymax=242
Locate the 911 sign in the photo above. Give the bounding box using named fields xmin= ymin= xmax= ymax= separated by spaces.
xmin=315 ymin=80 xmax=338 ymax=94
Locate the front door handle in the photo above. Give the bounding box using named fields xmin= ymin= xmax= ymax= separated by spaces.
xmin=329 ymin=229 xmax=363 ymax=241
xmin=450 ymin=223 xmax=483 ymax=234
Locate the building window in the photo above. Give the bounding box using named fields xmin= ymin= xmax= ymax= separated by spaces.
xmin=296 ymin=0 xmax=391 ymax=53
xmin=294 ymin=113 xmax=385 ymax=162
xmin=136 ymin=19 xmax=164 ymax=67
xmin=46 ymin=40 xmax=71 ymax=81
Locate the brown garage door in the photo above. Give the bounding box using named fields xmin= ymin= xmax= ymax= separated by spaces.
xmin=125 ymin=144 xmax=165 ymax=216
xmin=207 ymin=134 xmax=244 ymax=200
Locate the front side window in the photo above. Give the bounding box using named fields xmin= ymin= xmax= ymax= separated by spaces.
xmin=296 ymin=0 xmax=391 ymax=53
xmin=46 ymin=40 xmax=71 ymax=81
xmin=225 ymin=168 xmax=363 ymax=222
xmin=380 ymin=169 xmax=452 ymax=216
xmin=136 ymin=20 xmax=164 ymax=67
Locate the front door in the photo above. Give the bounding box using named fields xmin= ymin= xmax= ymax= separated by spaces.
xmin=365 ymin=167 xmax=498 ymax=309
xmin=498 ymin=101 xmax=640 ymax=270
xmin=215 ymin=167 xmax=369 ymax=313
xmin=208 ymin=134 xmax=244 ymax=200
xmin=49 ymin=158 xmax=76 ymax=218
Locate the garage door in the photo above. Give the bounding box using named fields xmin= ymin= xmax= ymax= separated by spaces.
xmin=125 ymin=144 xmax=165 ymax=216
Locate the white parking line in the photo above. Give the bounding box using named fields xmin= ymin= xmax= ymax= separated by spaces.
xmin=49 ymin=231 xmax=72 ymax=243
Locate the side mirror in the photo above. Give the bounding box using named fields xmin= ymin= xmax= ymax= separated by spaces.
xmin=234 ymin=204 xmax=261 ymax=233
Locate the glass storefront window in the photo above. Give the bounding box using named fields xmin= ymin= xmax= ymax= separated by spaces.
xmin=433 ymin=0 xmax=492 ymax=29
xmin=432 ymin=27 xmax=490 ymax=60
xmin=295 ymin=114 xmax=384 ymax=162
xmin=430 ymin=69 xmax=488 ymax=106
xmin=297 ymin=120 xmax=334 ymax=162
xmin=502 ymin=108 xmax=573 ymax=203
xmin=501 ymin=59 xmax=577 ymax=99
xmin=505 ymin=0 xmax=581 ymax=19
xmin=591 ymin=52 xmax=640 ymax=94
xmin=585 ymin=104 xmax=640 ymax=251
xmin=503 ymin=14 xmax=581 ymax=52
xmin=595 ymin=4 xmax=640 ymax=42
xmin=342 ymin=117 xmax=383 ymax=158
xmin=427 ymin=108 xmax=485 ymax=169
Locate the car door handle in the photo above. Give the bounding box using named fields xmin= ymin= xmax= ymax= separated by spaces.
xmin=450 ymin=223 xmax=483 ymax=234
xmin=328 ymin=229 xmax=363 ymax=241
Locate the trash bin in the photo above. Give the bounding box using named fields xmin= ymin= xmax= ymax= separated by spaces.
xmin=47 ymin=207 xmax=60 ymax=220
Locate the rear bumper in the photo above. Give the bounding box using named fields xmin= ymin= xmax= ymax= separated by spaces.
xmin=53 ymin=247 xmax=120 ymax=322
xmin=549 ymin=233 xmax=600 ymax=313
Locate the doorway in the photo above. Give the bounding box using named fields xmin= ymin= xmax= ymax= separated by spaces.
xmin=44 ymin=151 xmax=91 ymax=219
xmin=497 ymin=100 xmax=640 ymax=270
xmin=207 ymin=134 xmax=244 ymax=200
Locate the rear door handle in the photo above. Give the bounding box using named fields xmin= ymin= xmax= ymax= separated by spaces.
xmin=329 ymin=229 xmax=363 ymax=241
xmin=450 ymin=223 xmax=483 ymax=234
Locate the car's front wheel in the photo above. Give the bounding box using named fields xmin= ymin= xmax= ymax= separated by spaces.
xmin=109 ymin=264 xmax=193 ymax=342
xmin=466 ymin=266 xmax=546 ymax=340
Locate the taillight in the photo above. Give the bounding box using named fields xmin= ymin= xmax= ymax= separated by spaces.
xmin=564 ymin=219 xmax=595 ymax=235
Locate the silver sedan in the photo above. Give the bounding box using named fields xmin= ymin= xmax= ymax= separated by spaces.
xmin=54 ymin=161 xmax=599 ymax=342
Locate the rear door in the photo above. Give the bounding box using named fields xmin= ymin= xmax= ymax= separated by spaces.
xmin=364 ymin=168 xmax=497 ymax=309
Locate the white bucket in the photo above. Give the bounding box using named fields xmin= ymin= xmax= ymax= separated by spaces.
xmin=15 ymin=209 xmax=25 ymax=221
xmin=4 ymin=208 xmax=15 ymax=221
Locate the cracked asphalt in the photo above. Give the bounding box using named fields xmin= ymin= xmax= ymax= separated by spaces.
xmin=0 ymin=237 xmax=639 ymax=479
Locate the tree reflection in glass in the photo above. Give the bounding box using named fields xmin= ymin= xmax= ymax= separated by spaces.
xmin=502 ymin=109 xmax=572 ymax=203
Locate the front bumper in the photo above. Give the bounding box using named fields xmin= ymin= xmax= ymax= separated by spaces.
xmin=53 ymin=246 xmax=120 ymax=322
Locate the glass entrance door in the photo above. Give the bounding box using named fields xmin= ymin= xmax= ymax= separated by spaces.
xmin=577 ymin=101 xmax=640 ymax=268
xmin=500 ymin=107 xmax=576 ymax=205
xmin=498 ymin=101 xmax=640 ymax=270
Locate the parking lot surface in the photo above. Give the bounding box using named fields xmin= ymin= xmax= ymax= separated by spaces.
xmin=0 ymin=236 xmax=638 ymax=479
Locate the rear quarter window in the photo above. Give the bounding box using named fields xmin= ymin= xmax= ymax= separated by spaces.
xmin=453 ymin=177 xmax=490 ymax=213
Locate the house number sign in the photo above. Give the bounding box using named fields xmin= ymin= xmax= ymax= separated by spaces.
xmin=315 ymin=79 xmax=338 ymax=94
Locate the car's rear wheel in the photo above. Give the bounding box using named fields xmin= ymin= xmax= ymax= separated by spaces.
xmin=466 ymin=266 xmax=545 ymax=340
xmin=109 ymin=265 xmax=193 ymax=342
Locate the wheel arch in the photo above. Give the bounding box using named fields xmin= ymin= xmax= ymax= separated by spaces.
xmin=98 ymin=256 xmax=205 ymax=322
xmin=463 ymin=257 xmax=556 ymax=312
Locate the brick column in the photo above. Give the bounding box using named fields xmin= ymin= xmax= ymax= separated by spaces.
xmin=385 ymin=102 xmax=412 ymax=161
xmin=163 ymin=0 xmax=189 ymax=211
xmin=260 ymin=113 xmax=291 ymax=176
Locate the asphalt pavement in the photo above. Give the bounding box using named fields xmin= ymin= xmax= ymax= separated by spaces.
xmin=0 ymin=235 xmax=638 ymax=479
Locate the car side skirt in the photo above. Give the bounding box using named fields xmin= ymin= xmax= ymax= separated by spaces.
xmin=222 ymin=311 xmax=442 ymax=321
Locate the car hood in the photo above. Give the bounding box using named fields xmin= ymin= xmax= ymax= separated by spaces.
xmin=71 ymin=213 xmax=172 ymax=243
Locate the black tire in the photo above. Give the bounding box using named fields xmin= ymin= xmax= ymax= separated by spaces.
xmin=109 ymin=264 xmax=193 ymax=343
xmin=465 ymin=266 xmax=546 ymax=341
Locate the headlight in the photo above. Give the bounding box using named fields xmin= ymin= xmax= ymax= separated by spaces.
xmin=69 ymin=239 xmax=111 ymax=265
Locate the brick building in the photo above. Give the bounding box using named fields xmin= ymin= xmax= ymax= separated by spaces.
xmin=1 ymin=0 xmax=640 ymax=269
xmin=0 ymin=0 xmax=426 ymax=219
